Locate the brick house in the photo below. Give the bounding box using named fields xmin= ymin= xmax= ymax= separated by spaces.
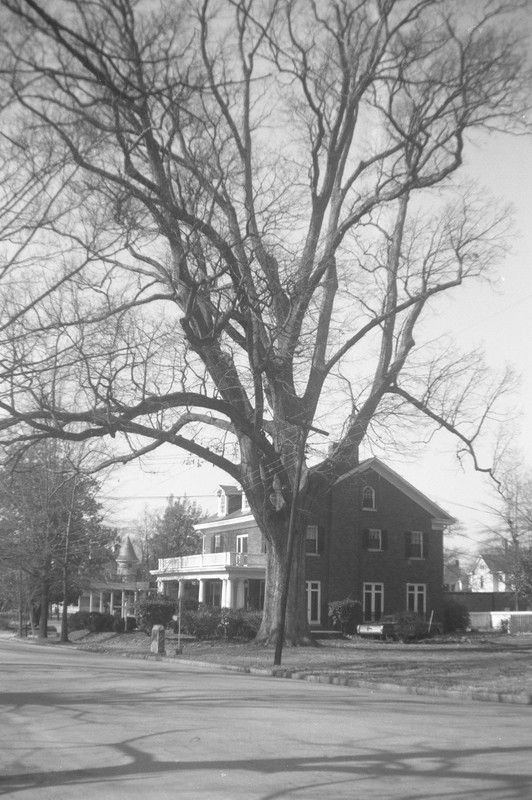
xmin=151 ymin=458 xmax=454 ymax=628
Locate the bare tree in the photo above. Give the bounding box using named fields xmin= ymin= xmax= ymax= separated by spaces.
xmin=0 ymin=0 xmax=528 ymax=645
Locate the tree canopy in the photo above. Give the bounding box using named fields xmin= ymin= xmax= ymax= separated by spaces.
xmin=0 ymin=0 xmax=529 ymax=643
xmin=0 ymin=443 xmax=115 ymax=636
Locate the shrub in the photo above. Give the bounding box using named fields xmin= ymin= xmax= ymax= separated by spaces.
xmin=179 ymin=605 xmax=221 ymax=639
xmin=178 ymin=606 xmax=262 ymax=640
xmin=112 ymin=616 xmax=125 ymax=633
xmin=0 ymin=613 xmax=16 ymax=630
xmin=135 ymin=598 xmax=176 ymax=632
xmin=219 ymin=608 xmax=263 ymax=639
xmin=390 ymin=611 xmax=431 ymax=640
xmin=68 ymin=611 xmax=115 ymax=632
xmin=126 ymin=616 xmax=137 ymax=632
xmin=443 ymin=600 xmax=470 ymax=632
xmin=328 ymin=597 xmax=361 ymax=634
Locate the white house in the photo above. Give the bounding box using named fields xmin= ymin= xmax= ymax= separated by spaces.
xmin=468 ymin=552 xmax=513 ymax=593
xmin=150 ymin=485 xmax=266 ymax=610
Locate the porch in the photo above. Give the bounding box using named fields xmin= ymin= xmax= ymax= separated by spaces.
xmin=151 ymin=552 xmax=267 ymax=611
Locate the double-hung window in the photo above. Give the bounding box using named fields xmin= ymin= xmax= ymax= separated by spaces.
xmin=363 ymin=528 xmax=387 ymax=551
xmin=363 ymin=582 xmax=383 ymax=621
xmin=407 ymin=583 xmax=426 ymax=615
xmin=305 ymin=525 xmax=319 ymax=555
xmin=406 ymin=530 xmax=426 ymax=559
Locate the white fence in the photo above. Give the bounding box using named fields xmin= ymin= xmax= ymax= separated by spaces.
xmin=469 ymin=611 xmax=532 ymax=633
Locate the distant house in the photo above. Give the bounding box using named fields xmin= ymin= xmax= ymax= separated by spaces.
xmin=151 ymin=458 xmax=454 ymax=627
xmin=77 ymin=536 xmax=149 ymax=618
xmin=468 ymin=552 xmax=514 ymax=593
xmin=444 ymin=559 xmax=469 ymax=592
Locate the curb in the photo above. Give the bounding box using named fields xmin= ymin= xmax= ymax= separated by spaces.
xmin=8 ymin=636 xmax=532 ymax=706
xmin=88 ymin=647 xmax=532 ymax=706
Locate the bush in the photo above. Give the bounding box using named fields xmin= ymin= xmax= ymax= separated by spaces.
xmin=68 ymin=611 xmax=115 ymax=633
xmin=126 ymin=616 xmax=137 ymax=632
xmin=112 ymin=616 xmax=125 ymax=633
xmin=135 ymin=598 xmax=176 ymax=632
xmin=178 ymin=606 xmax=262 ymax=640
xmin=179 ymin=605 xmax=221 ymax=639
xmin=220 ymin=608 xmax=263 ymax=639
xmin=328 ymin=597 xmax=361 ymax=634
xmin=443 ymin=600 xmax=470 ymax=632
xmin=390 ymin=612 xmax=432 ymax=640
xmin=0 ymin=613 xmax=17 ymax=630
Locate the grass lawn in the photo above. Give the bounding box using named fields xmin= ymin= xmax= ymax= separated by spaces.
xmin=70 ymin=630 xmax=532 ymax=698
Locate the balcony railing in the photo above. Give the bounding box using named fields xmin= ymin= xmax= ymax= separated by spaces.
xmin=155 ymin=552 xmax=266 ymax=573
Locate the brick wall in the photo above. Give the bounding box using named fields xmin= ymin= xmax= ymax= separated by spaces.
xmin=307 ymin=469 xmax=445 ymax=625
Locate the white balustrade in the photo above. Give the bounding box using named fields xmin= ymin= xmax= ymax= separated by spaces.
xmin=156 ymin=552 xmax=266 ymax=573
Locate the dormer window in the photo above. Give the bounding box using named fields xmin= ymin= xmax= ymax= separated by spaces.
xmin=362 ymin=485 xmax=376 ymax=510
xmin=217 ymin=489 xmax=227 ymax=516
xmin=242 ymin=493 xmax=250 ymax=512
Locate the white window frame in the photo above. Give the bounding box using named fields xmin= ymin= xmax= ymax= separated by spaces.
xmin=367 ymin=528 xmax=382 ymax=551
xmin=217 ymin=490 xmax=227 ymax=517
xmin=410 ymin=531 xmax=424 ymax=559
xmin=305 ymin=525 xmax=319 ymax=555
xmin=363 ymin=582 xmax=384 ymax=621
xmin=236 ymin=534 xmax=248 ymax=554
xmin=213 ymin=533 xmax=222 ymax=553
xmin=407 ymin=583 xmax=426 ymax=615
xmin=306 ymin=580 xmax=321 ymax=624
xmin=362 ymin=486 xmax=376 ymax=510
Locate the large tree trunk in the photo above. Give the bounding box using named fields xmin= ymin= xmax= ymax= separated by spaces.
xmin=255 ymin=521 xmax=314 ymax=647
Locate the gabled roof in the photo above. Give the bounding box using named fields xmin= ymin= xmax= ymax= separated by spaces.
xmin=217 ymin=484 xmax=242 ymax=495
xmin=478 ymin=552 xmax=513 ymax=575
xmin=334 ymin=457 xmax=455 ymax=525
xmin=194 ymin=506 xmax=256 ymax=532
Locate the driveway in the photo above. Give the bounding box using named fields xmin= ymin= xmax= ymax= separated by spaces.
xmin=0 ymin=638 xmax=531 ymax=799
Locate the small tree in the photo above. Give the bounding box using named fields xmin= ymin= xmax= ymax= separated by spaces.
xmin=143 ymin=496 xmax=203 ymax=574
xmin=0 ymin=444 xmax=115 ymax=639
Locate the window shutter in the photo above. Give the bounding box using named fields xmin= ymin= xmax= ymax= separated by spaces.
xmin=423 ymin=533 xmax=428 ymax=559
xmin=381 ymin=530 xmax=388 ymax=550
xmin=211 ymin=534 xmax=216 ymax=553
xmin=317 ymin=527 xmax=324 ymax=554
xmin=405 ymin=531 xmax=411 ymax=558
xmin=362 ymin=529 xmax=369 ymax=549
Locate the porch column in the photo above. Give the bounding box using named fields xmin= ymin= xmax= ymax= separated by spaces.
xmin=99 ymin=592 xmax=104 ymax=613
xmin=198 ymin=579 xmax=205 ymax=604
xmin=235 ymin=579 xmax=245 ymax=609
xmin=224 ymin=578 xmax=235 ymax=609
xmin=89 ymin=591 xmax=94 ymax=612
xmin=121 ymin=590 xmax=126 ymax=619
xmin=221 ymin=579 xmax=227 ymax=608
xmin=110 ymin=591 xmax=115 ymax=613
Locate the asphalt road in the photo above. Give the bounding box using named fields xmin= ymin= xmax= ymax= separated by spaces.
xmin=1 ymin=638 xmax=531 ymax=800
